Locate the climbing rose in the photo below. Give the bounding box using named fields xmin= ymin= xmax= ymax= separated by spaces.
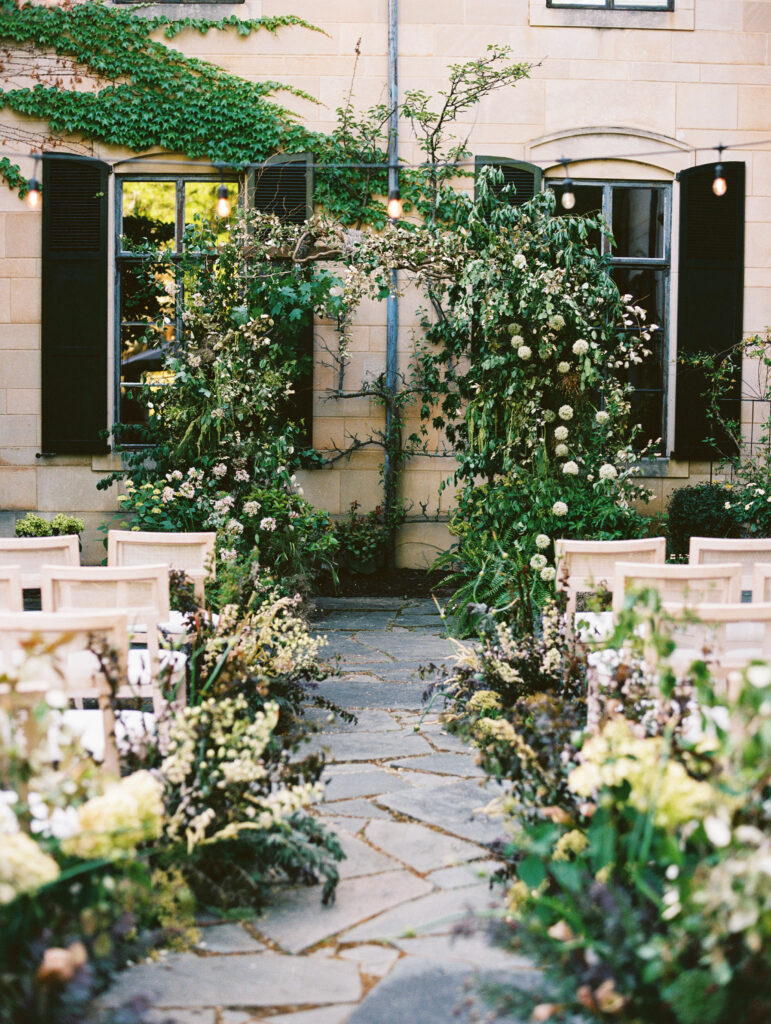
xmin=555 ymin=443 xmax=569 ymax=457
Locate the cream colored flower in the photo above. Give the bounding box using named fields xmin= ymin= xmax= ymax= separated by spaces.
xmin=558 ymin=405 xmax=573 ymax=421
xmin=0 ymin=833 xmax=60 ymax=905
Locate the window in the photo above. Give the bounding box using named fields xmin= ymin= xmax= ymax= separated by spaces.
xmin=548 ymin=180 xmax=671 ymax=452
xmin=547 ymin=1 xmax=673 ymax=9
xmin=115 ymin=176 xmax=239 ymax=442
xmin=475 ymin=157 xmax=542 ymax=207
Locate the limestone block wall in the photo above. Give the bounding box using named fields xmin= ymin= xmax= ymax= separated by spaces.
xmin=0 ymin=0 xmax=769 ymax=564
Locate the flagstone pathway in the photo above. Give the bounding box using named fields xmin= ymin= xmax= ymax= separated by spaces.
xmin=102 ymin=598 xmax=538 ymax=1024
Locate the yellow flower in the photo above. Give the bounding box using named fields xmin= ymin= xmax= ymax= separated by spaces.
xmin=553 ymin=829 xmax=588 ymax=861
xmin=467 ymin=690 xmax=502 ymax=714
xmin=0 ymin=833 xmax=60 ymax=904
xmin=63 ymin=771 xmax=163 ymax=860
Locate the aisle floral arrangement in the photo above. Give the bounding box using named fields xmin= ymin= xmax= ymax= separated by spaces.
xmin=0 ymin=590 xmax=344 ymax=1024
xmin=430 ymin=593 xmax=771 ymax=1024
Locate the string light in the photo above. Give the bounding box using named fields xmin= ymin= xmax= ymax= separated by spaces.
xmin=386 ymin=186 xmax=403 ymax=220
xmin=215 ymin=182 xmax=231 ymax=218
xmin=712 ymin=144 xmax=727 ymax=197
xmin=559 ymin=158 xmax=575 ymax=211
xmin=25 ymin=159 xmax=41 ymax=209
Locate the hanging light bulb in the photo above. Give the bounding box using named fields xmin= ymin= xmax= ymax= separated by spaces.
xmin=25 ymin=176 xmax=41 ymax=209
xmin=215 ymin=182 xmax=231 ymax=218
xmin=558 ymin=158 xmax=575 ymax=210
xmin=26 ymin=158 xmax=41 ymax=209
xmin=712 ymin=146 xmax=727 ymax=197
xmin=387 ymin=187 xmax=403 ymax=220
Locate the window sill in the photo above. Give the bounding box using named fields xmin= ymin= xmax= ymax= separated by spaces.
xmin=636 ymin=457 xmax=690 ymax=479
xmin=530 ymin=0 xmax=694 ymax=30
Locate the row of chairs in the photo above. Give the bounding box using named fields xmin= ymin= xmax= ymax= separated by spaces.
xmin=555 ymin=536 xmax=771 ymax=687
xmin=0 ymin=530 xmax=216 ymax=602
xmin=0 ymin=531 xmax=216 ymax=768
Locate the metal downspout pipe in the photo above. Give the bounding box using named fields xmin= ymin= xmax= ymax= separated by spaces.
xmin=384 ymin=0 xmax=399 ymax=570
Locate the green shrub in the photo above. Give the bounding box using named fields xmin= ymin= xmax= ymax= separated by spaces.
xmin=14 ymin=512 xmax=51 ymax=537
xmin=50 ymin=513 xmax=85 ymax=536
xmin=14 ymin=512 xmax=85 ymax=538
xmin=667 ymin=482 xmax=739 ymax=556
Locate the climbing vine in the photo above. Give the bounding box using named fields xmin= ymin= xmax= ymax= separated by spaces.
xmin=0 ymin=0 xmax=391 ymax=224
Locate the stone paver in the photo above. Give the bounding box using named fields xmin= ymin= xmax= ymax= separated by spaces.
xmin=363 ymin=819 xmax=485 ymax=873
xmin=255 ymin=871 xmax=434 ymax=953
xmin=101 ymin=952 xmax=361 ymax=1008
xmin=102 ymin=597 xmax=527 ymax=1024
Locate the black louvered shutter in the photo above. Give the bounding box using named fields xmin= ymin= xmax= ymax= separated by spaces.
xmin=41 ymin=156 xmax=109 ymax=454
xmin=249 ymin=157 xmax=314 ymax=445
xmin=673 ymin=161 xmax=744 ymax=459
xmin=251 ymin=159 xmax=312 ymax=224
xmin=475 ymin=157 xmax=542 ymax=207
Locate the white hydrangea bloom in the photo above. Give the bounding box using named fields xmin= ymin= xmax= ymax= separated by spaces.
xmin=260 ymin=517 xmax=278 ymax=532
xmin=554 ymin=425 xmax=569 ymax=441
xmin=572 ymin=339 xmax=589 ymax=356
xmin=555 ymin=443 xmax=569 ymax=457
xmin=513 ymin=253 xmax=527 ymax=270
xmin=599 ymin=464 xmax=618 ymax=480
xmin=558 ymin=405 xmax=574 ymax=421
xmin=595 ymin=410 xmax=610 ymax=424
xmin=517 ymin=345 xmax=532 ymax=361
xmin=557 ymin=361 xmax=570 ymax=374
xmin=552 ymin=501 xmax=568 ymax=517
xmin=535 ymin=534 xmax=550 ymax=550
xmin=562 ymin=461 xmax=579 ymax=476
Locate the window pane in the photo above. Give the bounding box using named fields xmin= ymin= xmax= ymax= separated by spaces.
xmin=612 ymin=267 xmax=667 ymax=450
xmin=184 ymin=181 xmax=236 ymax=247
xmin=549 ymin=183 xmax=605 ymax=250
xmin=612 ymin=187 xmax=665 ymax=258
xmin=549 ymin=1 xmax=607 ymax=6
xmin=614 ymin=1 xmax=671 ymax=8
xmin=120 ymin=260 xmax=176 ymax=325
xmin=121 ymin=181 xmax=176 ymax=250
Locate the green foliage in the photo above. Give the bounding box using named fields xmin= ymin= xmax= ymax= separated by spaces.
xmin=666 ymin=482 xmax=740 ymax=556
xmin=333 ymin=501 xmax=402 ymax=574
xmin=689 ymin=330 xmax=771 ymax=539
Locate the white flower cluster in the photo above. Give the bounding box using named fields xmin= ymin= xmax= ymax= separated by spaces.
xmin=562 ymin=461 xmax=579 ymax=476
xmin=558 ymin=405 xmax=574 ymax=421
xmin=243 ymin=500 xmax=261 ymax=516
xmin=572 ymin=339 xmax=589 ymax=357
xmin=259 ymin=516 xmax=277 ymax=532
xmin=599 ymin=464 xmax=618 ymax=481
xmin=554 ymin=426 xmax=569 ymax=441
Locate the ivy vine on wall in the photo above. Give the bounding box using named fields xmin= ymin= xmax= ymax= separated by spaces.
xmin=0 ymin=0 xmax=390 ymax=224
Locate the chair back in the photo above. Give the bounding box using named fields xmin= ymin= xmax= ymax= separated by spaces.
xmin=0 ymin=610 xmax=129 ymax=774
xmin=555 ymin=538 xmax=666 ymax=623
xmin=107 ymin=530 xmax=215 ymax=604
xmin=0 ymin=566 xmax=23 ymax=612
xmin=0 ymin=536 xmax=79 ymax=590
xmin=752 ymin=563 xmax=771 ymax=603
xmin=613 ymin=561 xmax=743 ymax=613
xmin=40 ymin=564 xmax=170 ymax=671
xmin=662 ymin=601 xmax=771 ymax=696
xmin=689 ymin=536 xmax=771 ymax=595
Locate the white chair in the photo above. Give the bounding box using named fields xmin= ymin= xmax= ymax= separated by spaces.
xmin=752 ymin=563 xmax=771 ymax=603
xmin=613 ymin=562 xmax=743 ymax=614
xmin=662 ymin=601 xmax=771 ymax=697
xmin=0 ymin=566 xmax=23 ymax=612
xmin=107 ymin=530 xmax=215 ymax=606
xmin=0 ymin=536 xmax=79 ymax=590
xmin=0 ymin=610 xmax=129 ymax=775
xmin=40 ymin=564 xmax=185 ymax=712
xmin=689 ymin=537 xmax=771 ymax=597
xmin=555 ymin=538 xmax=666 ymax=627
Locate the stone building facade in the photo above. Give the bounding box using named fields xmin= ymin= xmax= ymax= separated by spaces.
xmin=0 ymin=0 xmax=769 ymax=563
